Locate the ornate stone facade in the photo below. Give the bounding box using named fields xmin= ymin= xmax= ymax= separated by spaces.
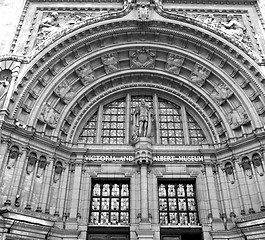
xmin=0 ymin=0 xmax=265 ymax=240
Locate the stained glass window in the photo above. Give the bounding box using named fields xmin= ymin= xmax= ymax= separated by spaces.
xmin=158 ymin=181 xmax=199 ymax=226
xmin=78 ymin=111 xmax=98 ymax=144
xmin=102 ymin=98 xmax=126 ymax=144
xmin=158 ymin=98 xmax=184 ymax=145
xmin=90 ymin=181 xmax=130 ymax=226
xmin=187 ymin=113 xmax=206 ymax=145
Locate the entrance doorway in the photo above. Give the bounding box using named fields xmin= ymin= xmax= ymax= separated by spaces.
xmin=160 ymin=227 xmax=202 ymax=240
xmin=87 ymin=227 xmax=130 ymax=240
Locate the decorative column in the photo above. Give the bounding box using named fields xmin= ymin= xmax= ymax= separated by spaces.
xmin=134 ymin=137 xmax=154 ymax=240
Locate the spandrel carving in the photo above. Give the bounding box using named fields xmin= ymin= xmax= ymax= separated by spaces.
xmin=75 ymin=64 xmax=95 ymax=85
xmin=190 ymin=63 xmax=210 ymax=87
xmin=165 ymin=53 xmax=184 ymax=75
xmin=39 ymin=103 xmax=60 ymax=128
xmin=227 ymin=106 xmax=249 ymax=129
xmin=221 ymin=14 xmax=245 ymax=41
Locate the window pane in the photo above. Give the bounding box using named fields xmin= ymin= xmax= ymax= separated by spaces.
xmin=78 ymin=112 xmax=98 ymax=144
xmin=102 ymin=98 xmax=126 ymax=144
xmin=158 ymin=98 xmax=184 ymax=145
xmin=90 ymin=181 xmax=130 ymax=226
xmin=158 ymin=181 xmax=199 ymax=226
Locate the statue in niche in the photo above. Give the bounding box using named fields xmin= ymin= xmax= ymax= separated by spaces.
xmin=221 ymin=14 xmax=245 ymax=41
xmin=101 ymin=53 xmax=119 ymax=74
xmin=6 ymin=146 xmax=19 ymax=169
xmin=39 ymin=102 xmax=59 ymax=128
xmin=224 ymin=162 xmax=235 ymax=184
xmin=190 ymin=63 xmax=210 ymax=87
xmin=54 ymin=161 xmax=63 ymax=183
xmin=252 ymin=154 xmax=264 ymax=176
xmin=0 ymin=69 xmax=12 ymax=109
xmin=36 ymin=156 xmax=48 ymax=178
xmin=132 ymin=100 xmax=153 ymax=141
xmin=227 ymin=106 xmax=249 ymax=129
xmin=241 ymin=157 xmax=253 ymax=179
xmin=27 ymin=153 xmax=38 ymax=175
xmin=54 ymin=80 xmax=75 ymax=103
xmin=165 ymin=53 xmax=184 ymax=75
xmin=75 ymin=63 xmax=95 ymax=85
xmin=130 ymin=48 xmax=155 ymax=68
xmin=210 ymin=83 xmax=233 ymax=105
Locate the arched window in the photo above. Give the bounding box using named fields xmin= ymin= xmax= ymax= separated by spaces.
xmin=78 ymin=94 xmax=207 ymax=145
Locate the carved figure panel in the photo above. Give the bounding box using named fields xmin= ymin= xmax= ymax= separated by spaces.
xmin=39 ymin=103 xmax=60 ymax=128
xmin=227 ymin=106 xmax=249 ymax=129
xmin=76 ymin=63 xmax=95 ymax=85
xmin=165 ymin=53 xmax=184 ymax=75
xmin=190 ymin=63 xmax=210 ymax=87
xmin=54 ymin=80 xmax=75 ymax=103
xmin=130 ymin=48 xmax=156 ymax=68
xmin=210 ymin=83 xmax=233 ymax=105
xmin=101 ymin=53 xmax=119 ymax=73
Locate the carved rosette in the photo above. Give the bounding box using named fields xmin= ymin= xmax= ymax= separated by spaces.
xmin=190 ymin=63 xmax=210 ymax=87
xmin=165 ymin=53 xmax=184 ymax=75
xmin=101 ymin=53 xmax=119 ymax=74
xmin=130 ymin=48 xmax=156 ymax=68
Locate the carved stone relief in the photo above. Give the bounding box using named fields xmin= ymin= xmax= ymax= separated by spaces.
xmin=101 ymin=53 xmax=119 ymax=73
xmin=0 ymin=69 xmax=12 ymax=109
xmin=210 ymin=83 xmax=233 ymax=105
xmin=165 ymin=53 xmax=184 ymax=75
xmin=39 ymin=102 xmax=60 ymax=128
xmin=137 ymin=3 xmax=150 ymax=22
xmin=54 ymin=80 xmax=75 ymax=103
xmin=190 ymin=63 xmax=210 ymax=87
xmin=227 ymin=105 xmax=249 ymax=129
xmin=35 ymin=10 xmax=111 ymax=47
xmin=75 ymin=63 xmax=95 ymax=86
xmin=130 ymin=48 xmax=156 ymax=68
xmin=223 ymin=162 xmax=235 ymax=184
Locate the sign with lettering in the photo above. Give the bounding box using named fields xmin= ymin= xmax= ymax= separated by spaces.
xmin=85 ymin=155 xmax=204 ymax=162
